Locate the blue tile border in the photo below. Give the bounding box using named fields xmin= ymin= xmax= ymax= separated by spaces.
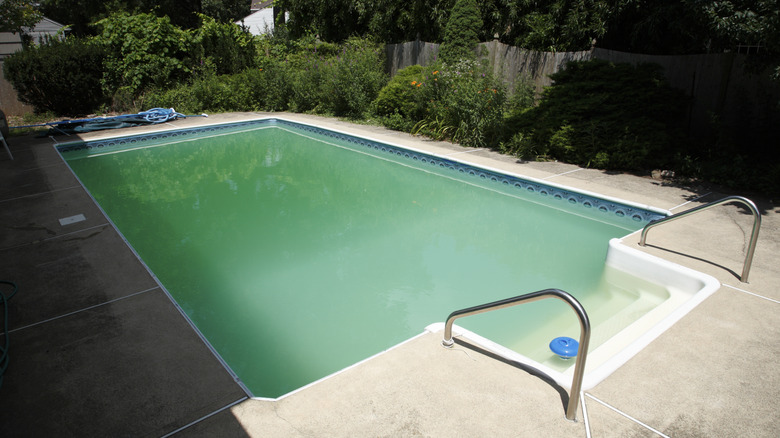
xmin=58 ymin=118 xmax=666 ymax=225
xmin=56 ymin=120 xmax=263 ymax=154
xmin=279 ymin=119 xmax=666 ymax=225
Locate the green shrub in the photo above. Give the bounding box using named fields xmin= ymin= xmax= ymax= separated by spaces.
xmin=284 ymin=37 xmax=386 ymax=118
xmin=143 ymin=67 xmax=275 ymax=114
xmin=373 ymin=60 xmax=508 ymax=147
xmin=414 ymin=60 xmax=507 ymax=148
xmin=373 ymin=65 xmax=428 ymax=122
xmin=2 ymin=37 xmax=107 ymax=115
xmin=194 ymin=14 xmax=258 ymax=76
xmin=505 ymin=59 xmax=689 ymax=170
xmin=506 ymin=74 xmax=536 ymax=115
xmin=286 ymin=52 xmax=325 ymax=113
xmin=439 ymin=0 xmax=483 ymax=63
xmin=257 ymin=59 xmax=294 ymax=111
xmin=318 ymin=38 xmax=387 ymax=118
xmin=94 ymin=12 xmax=195 ymax=100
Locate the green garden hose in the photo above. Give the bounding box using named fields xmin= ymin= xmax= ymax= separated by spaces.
xmin=0 ymin=280 xmax=18 ymax=389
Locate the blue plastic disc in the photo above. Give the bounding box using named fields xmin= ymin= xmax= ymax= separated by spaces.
xmin=550 ymin=337 xmax=579 ymax=359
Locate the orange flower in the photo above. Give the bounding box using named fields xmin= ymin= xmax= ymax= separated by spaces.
xmin=417 ymin=83 xmax=422 ymax=87
xmin=432 ymin=70 xmax=439 ymax=75
xmin=411 ymin=81 xmax=417 ymax=86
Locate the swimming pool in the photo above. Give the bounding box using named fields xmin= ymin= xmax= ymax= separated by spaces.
xmin=58 ymin=118 xmax=718 ymax=396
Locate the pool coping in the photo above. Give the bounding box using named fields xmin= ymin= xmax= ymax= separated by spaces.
xmin=55 ymin=114 xmax=706 ymax=396
xmin=58 ymin=117 xmax=669 ymax=227
xmin=2 ymin=111 xmax=778 ymax=437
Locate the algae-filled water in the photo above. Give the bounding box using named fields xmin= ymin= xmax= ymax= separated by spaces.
xmin=63 ymin=124 xmax=656 ymax=398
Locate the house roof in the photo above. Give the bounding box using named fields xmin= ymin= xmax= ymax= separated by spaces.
xmin=26 ymin=17 xmax=66 ymax=34
xmin=0 ymin=17 xmax=67 ymax=59
xmin=251 ymin=0 xmax=274 ymax=11
xmin=237 ymin=8 xmax=277 ymax=36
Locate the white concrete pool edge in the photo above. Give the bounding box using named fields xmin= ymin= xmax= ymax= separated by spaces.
xmin=56 ymin=115 xmax=672 ymax=223
xmin=250 ymin=331 xmax=431 ymax=402
xmin=51 ymin=114 xmax=719 ymax=400
xmin=424 ymin=238 xmax=720 ymax=391
xmin=268 ymin=116 xmax=672 ymax=220
xmin=264 ymin=115 xmax=721 ymax=393
xmin=52 ymin=139 xmax=441 ymax=403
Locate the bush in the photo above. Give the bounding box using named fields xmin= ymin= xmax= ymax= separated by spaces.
xmin=372 ymin=60 xmax=508 ymax=148
xmin=373 ymin=65 xmax=429 ymax=123
xmin=143 ymin=66 xmax=277 ymax=114
xmin=414 ymin=60 xmax=507 ymax=148
xmin=439 ymin=0 xmax=483 ymax=63
xmin=318 ymin=38 xmax=388 ymax=118
xmin=504 ymin=59 xmax=689 ymax=170
xmin=285 ymin=51 xmax=325 ymax=113
xmin=281 ymin=37 xmax=387 ymax=118
xmin=194 ymin=14 xmax=258 ymax=76
xmin=2 ymin=37 xmax=107 ymax=115
xmin=94 ymin=12 xmax=194 ymax=100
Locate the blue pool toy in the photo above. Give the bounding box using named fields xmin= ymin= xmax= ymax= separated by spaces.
xmin=550 ymin=336 xmax=579 ymax=360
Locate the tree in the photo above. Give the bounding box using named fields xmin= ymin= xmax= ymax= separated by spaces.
xmin=275 ymin=0 xmax=455 ymax=43
xmin=274 ymin=0 xmax=367 ymax=42
xmin=600 ymin=0 xmax=712 ymax=54
xmin=202 ymin=0 xmax=250 ymax=23
xmin=365 ymin=0 xmax=454 ymax=43
xmin=0 ymin=0 xmax=43 ymax=34
xmin=38 ymin=0 xmax=107 ymax=36
xmin=39 ymin=0 xmax=202 ymax=36
xmin=439 ymin=0 xmax=482 ymax=63
xmin=194 ymin=14 xmax=257 ymax=75
xmin=496 ymin=0 xmax=616 ymax=51
xmin=94 ymin=12 xmax=194 ymax=97
xmin=703 ymin=0 xmax=780 ymax=80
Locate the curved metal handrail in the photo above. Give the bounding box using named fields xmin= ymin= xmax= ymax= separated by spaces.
xmin=639 ymin=195 xmax=761 ymax=282
xmin=442 ymin=289 xmax=590 ymax=422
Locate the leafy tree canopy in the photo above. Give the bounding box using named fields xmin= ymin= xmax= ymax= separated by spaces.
xmin=0 ymin=0 xmax=43 ymax=34
xmin=275 ymin=0 xmax=455 ymax=43
xmin=274 ymin=0 xmax=366 ymax=42
xmin=703 ymin=0 xmax=780 ymax=78
xmin=39 ymin=0 xmax=202 ymax=35
xmin=201 ymin=0 xmax=250 ymax=23
xmin=365 ymin=0 xmax=454 ymax=43
xmin=94 ymin=12 xmax=194 ymax=96
xmin=483 ymin=0 xmax=616 ymax=51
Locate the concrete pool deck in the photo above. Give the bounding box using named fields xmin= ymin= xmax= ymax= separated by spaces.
xmin=0 ymin=112 xmax=777 ymax=437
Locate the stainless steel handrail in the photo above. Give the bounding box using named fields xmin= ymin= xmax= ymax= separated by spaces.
xmin=442 ymin=289 xmax=591 ymax=422
xmin=639 ymin=195 xmax=761 ymax=283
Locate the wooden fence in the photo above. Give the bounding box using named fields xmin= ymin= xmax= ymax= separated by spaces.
xmin=386 ymin=40 xmax=780 ymax=142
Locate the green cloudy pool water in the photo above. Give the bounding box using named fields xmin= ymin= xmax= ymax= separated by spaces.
xmin=63 ymin=123 xmax=662 ymax=398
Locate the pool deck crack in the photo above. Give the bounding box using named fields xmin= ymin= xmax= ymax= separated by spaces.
xmin=4 ymin=286 xmax=161 ymax=335
xmin=273 ymin=403 xmax=313 ymax=437
xmin=443 ymin=148 xmax=485 ymax=156
xmin=542 ymin=167 xmax=584 ymax=180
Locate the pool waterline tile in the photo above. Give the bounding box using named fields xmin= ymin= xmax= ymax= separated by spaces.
xmin=57 ymin=117 xmax=667 ymax=228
